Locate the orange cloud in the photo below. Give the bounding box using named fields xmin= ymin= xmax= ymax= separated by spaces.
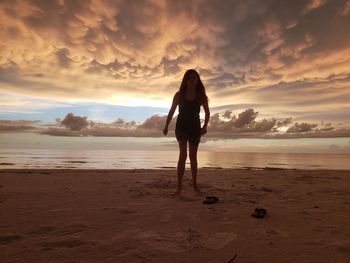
xmin=307 ymin=0 xmax=327 ymax=10
xmin=0 ymin=0 xmax=350 ymax=124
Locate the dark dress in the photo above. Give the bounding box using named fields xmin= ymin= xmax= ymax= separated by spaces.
xmin=175 ymin=98 xmax=201 ymax=145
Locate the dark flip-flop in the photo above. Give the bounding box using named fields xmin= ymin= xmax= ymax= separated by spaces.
xmin=203 ymin=196 xmax=219 ymax=204
xmin=252 ymin=208 xmax=267 ymax=218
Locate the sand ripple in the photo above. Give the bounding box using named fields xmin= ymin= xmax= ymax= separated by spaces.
xmin=137 ymin=228 xmax=237 ymax=253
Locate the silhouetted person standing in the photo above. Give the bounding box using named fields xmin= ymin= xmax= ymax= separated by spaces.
xmin=163 ymin=69 xmax=210 ymax=195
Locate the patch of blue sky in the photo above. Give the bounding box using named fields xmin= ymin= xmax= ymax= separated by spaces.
xmin=0 ymin=92 xmax=168 ymax=123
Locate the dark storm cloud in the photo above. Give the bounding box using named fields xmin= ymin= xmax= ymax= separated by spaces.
xmin=60 ymin=113 xmax=89 ymax=131
xmin=0 ymin=0 xmax=350 ymax=122
xmin=53 ymin=108 xmax=350 ymax=138
xmin=276 ymin=117 xmax=293 ymax=127
xmin=55 ymin=48 xmax=74 ymax=67
xmin=3 ymin=107 xmax=350 ymax=139
xmin=286 ymin=122 xmax=318 ymax=133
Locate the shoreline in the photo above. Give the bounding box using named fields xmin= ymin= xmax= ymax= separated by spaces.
xmin=1 ymin=166 xmax=350 ymax=171
xmin=1 ymin=168 xmax=350 ymax=262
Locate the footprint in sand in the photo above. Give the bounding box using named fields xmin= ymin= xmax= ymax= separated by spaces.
xmin=26 ymin=223 xmax=92 ymax=237
xmin=159 ymin=210 xmax=174 ymax=222
xmin=40 ymin=238 xmax=95 ymax=248
xmin=260 ymin=227 xmax=290 ymax=237
xmin=312 ymin=225 xmax=340 ymax=234
xmin=145 ymin=179 xmax=176 ymax=190
xmin=26 ymin=226 xmax=57 ymax=236
xmin=128 ymin=188 xmax=153 ymax=197
xmin=30 ymin=225 xmax=95 ymax=249
xmin=137 ymin=228 xmax=237 ymax=252
xmin=200 ymin=232 xmax=238 ymax=249
xmin=327 ymin=241 xmax=350 ymax=254
xmin=0 ymin=234 xmax=21 ymax=245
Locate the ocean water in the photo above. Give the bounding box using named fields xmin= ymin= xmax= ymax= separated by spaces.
xmin=0 ymin=133 xmax=349 ymax=170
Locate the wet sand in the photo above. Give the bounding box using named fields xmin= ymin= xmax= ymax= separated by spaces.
xmin=1 ymin=168 xmax=350 ymax=262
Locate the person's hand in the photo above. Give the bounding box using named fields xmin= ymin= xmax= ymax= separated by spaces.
xmin=201 ymin=126 xmax=207 ymax=135
xmin=163 ymin=127 xmax=168 ymax=136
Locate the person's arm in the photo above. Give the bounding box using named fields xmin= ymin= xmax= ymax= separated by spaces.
xmin=201 ymin=98 xmax=210 ymax=135
xmin=163 ymin=92 xmax=179 ymax=136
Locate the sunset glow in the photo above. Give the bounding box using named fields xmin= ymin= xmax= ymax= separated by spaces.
xmin=0 ymin=0 xmax=350 ymax=134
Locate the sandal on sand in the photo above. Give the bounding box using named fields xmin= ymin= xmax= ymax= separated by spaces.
xmin=252 ymin=208 xmax=267 ymax=218
xmin=203 ymin=196 xmax=219 ymax=204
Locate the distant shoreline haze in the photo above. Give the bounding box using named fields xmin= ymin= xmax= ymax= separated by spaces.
xmin=1 ymin=109 xmax=350 ymax=139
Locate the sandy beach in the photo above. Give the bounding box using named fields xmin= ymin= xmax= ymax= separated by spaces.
xmin=0 ymin=168 xmax=349 ymax=262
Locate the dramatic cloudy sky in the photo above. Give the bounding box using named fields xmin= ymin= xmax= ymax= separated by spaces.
xmin=1 ymin=0 xmax=350 ymax=127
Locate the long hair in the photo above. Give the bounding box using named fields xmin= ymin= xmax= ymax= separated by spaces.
xmin=178 ymin=69 xmax=208 ymax=105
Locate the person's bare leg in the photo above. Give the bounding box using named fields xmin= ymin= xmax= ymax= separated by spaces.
xmin=175 ymin=139 xmax=187 ymax=194
xmin=189 ymin=142 xmax=200 ymax=193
